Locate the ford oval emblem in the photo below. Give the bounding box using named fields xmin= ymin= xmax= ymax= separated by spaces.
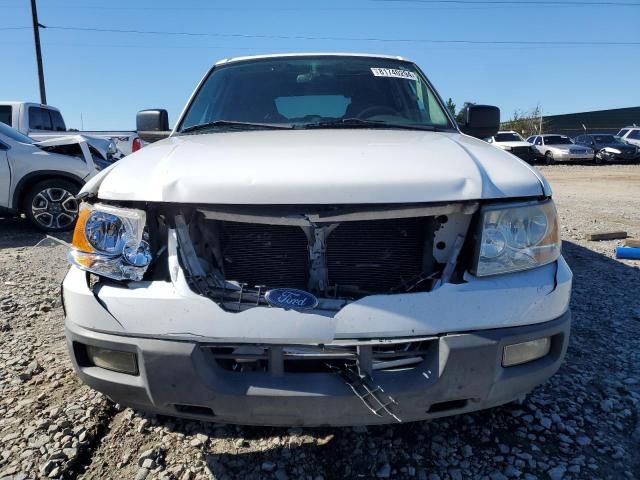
xmin=264 ymin=288 xmax=318 ymax=311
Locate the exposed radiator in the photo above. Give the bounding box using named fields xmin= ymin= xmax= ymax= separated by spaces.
xmin=326 ymin=217 xmax=429 ymax=293
xmin=218 ymin=216 xmax=434 ymax=296
xmin=220 ymin=221 xmax=309 ymax=290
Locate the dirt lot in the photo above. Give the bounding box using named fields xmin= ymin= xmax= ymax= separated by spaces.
xmin=1 ymin=165 xmax=639 ymax=480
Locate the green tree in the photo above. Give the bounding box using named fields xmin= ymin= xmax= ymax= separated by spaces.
xmin=501 ymin=105 xmax=545 ymax=138
xmin=445 ymin=98 xmax=457 ymax=118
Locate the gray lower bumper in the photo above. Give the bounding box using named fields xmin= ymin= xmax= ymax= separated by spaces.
xmin=65 ymin=311 xmax=570 ymax=426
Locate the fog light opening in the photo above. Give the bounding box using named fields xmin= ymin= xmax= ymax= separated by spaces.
xmin=502 ymin=337 xmax=551 ymax=367
xmin=85 ymin=345 xmax=139 ymax=375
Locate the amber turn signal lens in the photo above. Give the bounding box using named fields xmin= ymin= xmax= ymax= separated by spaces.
xmin=71 ymin=207 xmax=94 ymax=253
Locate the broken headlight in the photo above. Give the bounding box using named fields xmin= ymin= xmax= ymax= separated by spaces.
xmin=69 ymin=203 xmax=152 ymax=281
xmin=473 ymin=200 xmax=560 ymax=277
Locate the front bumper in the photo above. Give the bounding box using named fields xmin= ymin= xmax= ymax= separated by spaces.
xmin=598 ymin=150 xmax=639 ymax=162
xmin=508 ymin=149 xmax=537 ymax=163
xmin=65 ymin=312 xmax=570 ymax=426
xmin=553 ymin=152 xmax=595 ymax=162
xmin=63 ymin=249 xmax=572 ymax=426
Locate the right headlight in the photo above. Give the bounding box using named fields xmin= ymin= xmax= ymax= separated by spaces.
xmin=473 ymin=200 xmax=560 ymax=277
xmin=69 ymin=203 xmax=152 ymax=281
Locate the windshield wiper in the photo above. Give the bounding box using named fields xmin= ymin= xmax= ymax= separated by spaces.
xmin=180 ymin=120 xmax=294 ymax=134
xmin=301 ymin=118 xmax=444 ymax=131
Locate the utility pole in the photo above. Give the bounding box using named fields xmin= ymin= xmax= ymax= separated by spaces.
xmin=30 ymin=0 xmax=47 ymax=105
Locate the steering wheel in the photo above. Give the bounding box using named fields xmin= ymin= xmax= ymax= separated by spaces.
xmin=356 ymin=105 xmax=399 ymax=119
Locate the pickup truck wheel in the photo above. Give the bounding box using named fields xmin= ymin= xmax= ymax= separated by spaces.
xmin=544 ymin=152 xmax=555 ymax=165
xmin=23 ymin=179 xmax=80 ymax=232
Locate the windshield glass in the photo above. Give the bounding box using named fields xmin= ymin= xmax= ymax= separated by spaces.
xmin=178 ymin=56 xmax=453 ymax=132
xmin=593 ymin=135 xmax=621 ymax=144
xmin=494 ymin=132 xmax=525 ymax=142
xmin=544 ymin=135 xmax=572 ymax=145
xmin=0 ymin=121 xmax=34 ymax=144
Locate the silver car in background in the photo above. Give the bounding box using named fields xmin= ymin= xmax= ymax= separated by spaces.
xmin=527 ymin=134 xmax=594 ymax=165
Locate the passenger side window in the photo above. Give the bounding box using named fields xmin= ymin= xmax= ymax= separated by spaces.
xmin=629 ymin=130 xmax=640 ymax=140
xmin=49 ymin=110 xmax=66 ymax=131
xmin=29 ymin=107 xmax=53 ymax=131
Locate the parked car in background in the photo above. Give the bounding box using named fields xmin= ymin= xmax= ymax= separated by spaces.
xmin=526 ymin=134 xmax=594 ymax=164
xmin=0 ymin=122 xmax=98 ymax=231
xmin=63 ymin=53 xmax=571 ymax=427
xmin=0 ymin=102 xmax=142 ymax=157
xmin=617 ymin=126 xmax=640 ymax=148
xmin=574 ymin=133 xmax=640 ymax=163
xmin=485 ymin=130 xmax=536 ymax=163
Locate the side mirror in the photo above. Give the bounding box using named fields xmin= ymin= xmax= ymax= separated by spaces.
xmin=136 ymin=109 xmax=170 ymax=143
xmin=460 ymin=105 xmax=500 ymax=139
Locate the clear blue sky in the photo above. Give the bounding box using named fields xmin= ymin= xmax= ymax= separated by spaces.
xmin=2 ymin=0 xmax=639 ymax=130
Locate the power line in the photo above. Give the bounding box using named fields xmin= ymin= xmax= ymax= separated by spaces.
xmin=43 ymin=25 xmax=640 ymax=46
xmin=375 ymin=0 xmax=640 ymax=5
xmin=3 ymin=0 xmax=640 ymax=8
xmin=5 ymin=39 xmax=623 ymax=50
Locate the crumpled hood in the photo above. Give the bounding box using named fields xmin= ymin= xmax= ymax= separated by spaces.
xmin=96 ymin=130 xmax=548 ymax=204
xmin=597 ymin=142 xmax=636 ymax=152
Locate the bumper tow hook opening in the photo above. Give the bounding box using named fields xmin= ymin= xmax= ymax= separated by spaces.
xmin=328 ymin=363 xmax=402 ymax=423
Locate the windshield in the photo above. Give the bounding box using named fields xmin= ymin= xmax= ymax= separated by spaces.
xmin=544 ymin=135 xmax=573 ymax=145
xmin=494 ymin=132 xmax=525 ymax=142
xmin=0 ymin=121 xmax=34 ymax=144
xmin=593 ymin=135 xmax=621 ymax=144
xmin=178 ymin=56 xmax=453 ymax=132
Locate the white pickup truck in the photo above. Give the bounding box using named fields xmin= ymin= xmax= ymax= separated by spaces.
xmin=0 ymin=102 xmax=142 ymax=157
xmin=63 ymin=53 xmax=571 ymax=426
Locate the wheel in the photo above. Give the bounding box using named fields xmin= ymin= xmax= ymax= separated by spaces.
xmin=544 ymin=151 xmax=555 ymax=165
xmin=22 ymin=179 xmax=80 ymax=232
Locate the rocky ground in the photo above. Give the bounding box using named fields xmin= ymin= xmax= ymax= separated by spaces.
xmin=1 ymin=164 xmax=639 ymax=480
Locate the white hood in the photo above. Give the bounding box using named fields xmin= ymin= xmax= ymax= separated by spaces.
xmin=94 ymin=130 xmax=547 ymax=204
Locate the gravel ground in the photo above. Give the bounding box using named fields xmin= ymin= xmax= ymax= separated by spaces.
xmin=1 ymin=164 xmax=639 ymax=480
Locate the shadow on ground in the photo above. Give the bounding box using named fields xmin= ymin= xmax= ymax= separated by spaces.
xmin=0 ymin=217 xmax=72 ymax=249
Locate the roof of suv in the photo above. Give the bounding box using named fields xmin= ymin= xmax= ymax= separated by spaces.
xmin=216 ymin=52 xmax=408 ymax=66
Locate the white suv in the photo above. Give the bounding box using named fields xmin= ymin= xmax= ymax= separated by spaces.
xmin=0 ymin=122 xmax=97 ymax=231
xmin=617 ymin=126 xmax=640 ymax=147
xmin=62 ymin=53 xmax=571 ymax=426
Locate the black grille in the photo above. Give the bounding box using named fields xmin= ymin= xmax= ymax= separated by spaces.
xmin=510 ymin=146 xmax=532 ymax=158
xmin=220 ymin=221 xmax=309 ymax=289
xmin=327 ymin=218 xmax=428 ymax=293
xmin=218 ymin=217 xmax=432 ymax=295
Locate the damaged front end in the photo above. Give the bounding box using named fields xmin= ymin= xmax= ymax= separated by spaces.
xmin=167 ymin=202 xmax=478 ymax=315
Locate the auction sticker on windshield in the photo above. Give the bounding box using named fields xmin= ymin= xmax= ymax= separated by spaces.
xmin=370 ymin=68 xmax=417 ymax=80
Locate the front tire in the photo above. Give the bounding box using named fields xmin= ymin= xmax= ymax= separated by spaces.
xmin=545 ymin=152 xmax=555 ymax=165
xmin=22 ymin=179 xmax=80 ymax=232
